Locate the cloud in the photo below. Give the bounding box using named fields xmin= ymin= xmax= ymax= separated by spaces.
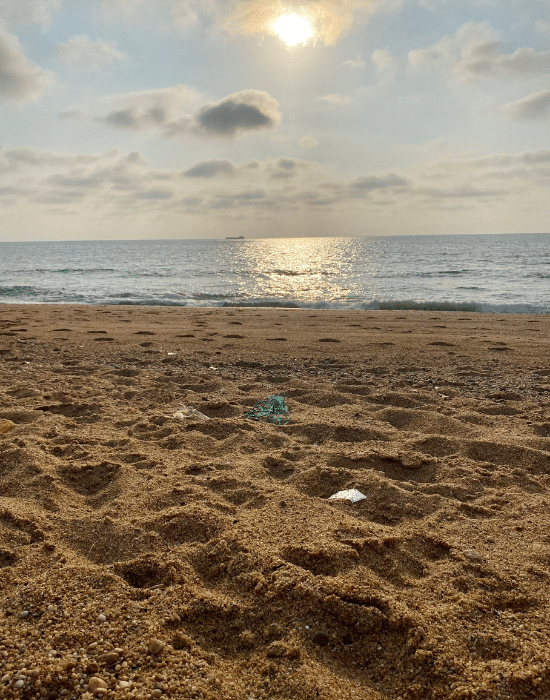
xmin=299 ymin=134 xmax=319 ymax=148
xmin=60 ymin=84 xmax=198 ymax=130
xmin=66 ymin=86 xmax=281 ymax=140
xmin=318 ymin=93 xmax=353 ymax=105
xmin=408 ymin=22 xmax=550 ymax=84
xmin=0 ymin=0 xmax=63 ymax=30
xmin=191 ymin=90 xmax=281 ymax=137
xmin=134 ymin=188 xmax=173 ymax=199
xmin=4 ymin=145 xmax=550 ymax=239
xmin=184 ymin=159 xmax=236 ymax=177
xmin=0 ymin=26 xmax=54 ymax=102
xmin=343 ymin=54 xmax=366 ymax=69
xmin=505 ymin=90 xmax=550 ymax=120
xmin=93 ymin=0 xmax=202 ymax=31
xmin=349 ymin=172 xmax=409 ymax=193
xmin=372 ymin=48 xmax=398 ymax=75
xmin=55 ymin=34 xmax=128 ymax=70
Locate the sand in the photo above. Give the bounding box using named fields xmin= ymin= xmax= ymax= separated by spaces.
xmin=1 ymin=304 xmax=550 ymax=700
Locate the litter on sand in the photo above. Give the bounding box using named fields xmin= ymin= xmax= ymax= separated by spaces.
xmin=244 ymin=392 xmax=290 ymax=425
xmin=173 ymin=406 xmax=210 ymax=421
xmin=328 ymin=489 xmax=367 ymax=503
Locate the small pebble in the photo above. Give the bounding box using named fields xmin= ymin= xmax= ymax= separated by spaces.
xmin=97 ymin=614 xmax=106 ymax=623
xmin=18 ymin=611 xmax=30 ymax=619
xmin=98 ymin=652 xmax=119 ymax=665
xmin=14 ymin=679 xmax=25 ymax=688
xmin=148 ymin=639 xmax=165 ymax=655
xmin=88 ymin=677 xmax=108 ymax=693
xmin=464 ymin=550 xmax=484 ymax=563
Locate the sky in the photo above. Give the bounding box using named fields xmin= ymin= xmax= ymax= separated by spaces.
xmin=0 ymin=0 xmax=549 ymax=241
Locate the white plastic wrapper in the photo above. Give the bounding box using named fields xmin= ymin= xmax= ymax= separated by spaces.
xmin=173 ymin=406 xmax=209 ymax=421
xmin=328 ymin=489 xmax=367 ymax=503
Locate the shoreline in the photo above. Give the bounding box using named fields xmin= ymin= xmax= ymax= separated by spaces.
xmin=1 ymin=304 xmax=550 ymax=699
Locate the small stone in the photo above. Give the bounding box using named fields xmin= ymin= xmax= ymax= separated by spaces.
xmin=87 ymin=662 xmax=100 ymax=673
xmin=151 ymin=690 xmax=162 ymax=698
xmin=464 ymin=549 xmax=484 ymax=564
xmin=98 ymin=652 xmax=119 ymax=665
xmin=14 ymin=679 xmax=25 ymax=688
xmin=97 ymin=614 xmax=106 ymax=623
xmin=147 ymin=639 xmax=165 ymax=655
xmin=0 ymin=419 xmax=15 ymax=434
xmin=88 ymin=677 xmax=108 ymax=693
xmin=18 ymin=611 xmax=30 ymax=619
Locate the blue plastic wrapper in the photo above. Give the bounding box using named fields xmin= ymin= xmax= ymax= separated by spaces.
xmin=244 ymin=392 xmax=290 ymax=425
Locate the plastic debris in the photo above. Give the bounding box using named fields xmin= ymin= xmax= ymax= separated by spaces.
xmin=244 ymin=392 xmax=290 ymax=425
xmin=328 ymin=489 xmax=367 ymax=503
xmin=173 ymin=406 xmax=210 ymax=421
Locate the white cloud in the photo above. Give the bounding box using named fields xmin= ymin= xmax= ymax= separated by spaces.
xmin=372 ymin=48 xmax=398 ymax=76
xmin=299 ymin=134 xmax=319 ymax=148
xmin=0 ymin=0 xmax=63 ymax=30
xmin=0 ymin=26 xmax=54 ymax=102
xmin=3 ymin=145 xmax=550 ymax=238
xmin=55 ymin=34 xmax=128 ymax=70
xmin=343 ymin=54 xmax=366 ymax=68
xmin=318 ymin=93 xmax=353 ymax=105
xmin=505 ymin=90 xmax=550 ymax=120
xmin=408 ymin=22 xmax=550 ymax=84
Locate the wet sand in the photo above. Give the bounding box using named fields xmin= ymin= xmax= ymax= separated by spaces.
xmin=1 ymin=304 xmax=550 ymax=700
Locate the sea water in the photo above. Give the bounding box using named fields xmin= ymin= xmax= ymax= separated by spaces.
xmin=1 ymin=233 xmax=549 ymax=313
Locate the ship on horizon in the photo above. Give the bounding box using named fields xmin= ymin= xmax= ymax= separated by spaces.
xmin=225 ymin=235 xmax=245 ymax=240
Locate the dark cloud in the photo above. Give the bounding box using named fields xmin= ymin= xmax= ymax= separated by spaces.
xmin=66 ymin=87 xmax=280 ymax=140
xmin=350 ymin=173 xmax=408 ymax=191
xmin=184 ymin=159 xmax=235 ymax=177
xmin=101 ymin=106 xmax=169 ymax=130
xmin=135 ymin=189 xmax=173 ymax=199
xmin=195 ymin=90 xmax=280 ymax=137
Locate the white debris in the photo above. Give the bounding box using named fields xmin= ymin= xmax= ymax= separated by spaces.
xmin=173 ymin=406 xmax=210 ymax=421
xmin=328 ymin=489 xmax=367 ymax=503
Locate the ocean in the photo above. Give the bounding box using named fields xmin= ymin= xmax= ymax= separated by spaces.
xmin=1 ymin=233 xmax=549 ymax=313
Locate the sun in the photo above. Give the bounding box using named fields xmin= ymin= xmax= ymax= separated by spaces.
xmin=273 ymin=13 xmax=313 ymax=46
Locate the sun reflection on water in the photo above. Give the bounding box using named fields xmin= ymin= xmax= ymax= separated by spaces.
xmin=227 ymin=237 xmax=367 ymax=305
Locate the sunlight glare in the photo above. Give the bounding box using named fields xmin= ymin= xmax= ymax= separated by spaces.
xmin=273 ymin=13 xmax=313 ymax=46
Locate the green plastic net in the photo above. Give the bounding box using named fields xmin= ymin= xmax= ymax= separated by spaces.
xmin=244 ymin=392 xmax=290 ymax=425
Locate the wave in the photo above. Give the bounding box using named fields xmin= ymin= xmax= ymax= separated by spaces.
xmin=0 ymin=285 xmax=39 ymax=297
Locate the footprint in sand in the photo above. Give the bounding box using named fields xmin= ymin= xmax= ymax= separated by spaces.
xmin=318 ymin=338 xmax=341 ymax=343
xmin=224 ymin=334 xmax=245 ymax=339
xmin=134 ymin=331 xmax=156 ymax=335
xmin=266 ymin=337 xmax=287 ymax=341
xmin=87 ymin=330 xmax=107 ymax=334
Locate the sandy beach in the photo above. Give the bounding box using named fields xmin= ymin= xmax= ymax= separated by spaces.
xmin=1 ymin=304 xmax=550 ymax=700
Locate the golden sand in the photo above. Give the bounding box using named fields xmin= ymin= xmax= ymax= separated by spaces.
xmin=1 ymin=304 xmax=550 ymax=700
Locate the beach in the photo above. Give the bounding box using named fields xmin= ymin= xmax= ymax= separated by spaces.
xmin=1 ymin=303 xmax=550 ymax=700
